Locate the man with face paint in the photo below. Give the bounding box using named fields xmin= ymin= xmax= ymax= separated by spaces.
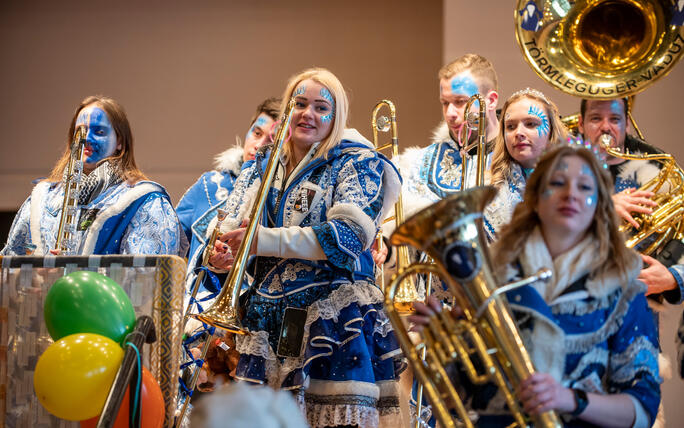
xmin=579 ymin=98 xmax=684 ymax=305
xmin=1 ymin=95 xmax=183 ymax=256
xmin=394 ymin=54 xmax=499 ymax=217
xmin=176 ymin=97 xmax=280 ymax=295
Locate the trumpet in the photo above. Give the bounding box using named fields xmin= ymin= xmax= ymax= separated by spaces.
xmin=386 ymin=187 xmax=561 ymax=428
xmin=459 ymin=94 xmax=487 ymax=189
xmin=371 ymin=100 xmax=418 ymax=312
xmin=54 ymin=125 xmax=87 ymax=254
xmin=193 ymin=96 xmax=297 ymax=334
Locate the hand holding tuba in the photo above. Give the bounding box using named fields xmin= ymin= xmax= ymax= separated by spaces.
xmin=386 ymin=187 xmax=561 ymax=428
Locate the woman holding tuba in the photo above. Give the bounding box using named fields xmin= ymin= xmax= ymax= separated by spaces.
xmin=1 ymin=95 xmax=183 ymax=256
xmin=208 ymin=68 xmax=404 ymax=428
xmin=411 ymin=144 xmax=660 ymax=427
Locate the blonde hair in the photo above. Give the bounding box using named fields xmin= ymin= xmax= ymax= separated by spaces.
xmin=438 ymin=54 xmax=499 ymax=94
xmin=492 ymin=145 xmax=637 ymax=282
xmin=489 ymin=89 xmax=567 ymax=187
xmin=47 ymin=95 xmax=147 ymax=183
xmin=280 ymin=68 xmax=349 ymax=161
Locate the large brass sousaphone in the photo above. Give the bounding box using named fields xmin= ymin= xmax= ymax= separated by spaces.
xmin=515 ymin=0 xmax=684 ymax=99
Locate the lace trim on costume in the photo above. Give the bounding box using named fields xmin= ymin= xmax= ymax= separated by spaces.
xmin=610 ymin=335 xmax=661 ymax=384
xmin=304 ymin=394 xmax=379 ymax=428
xmin=563 ymin=285 xmax=640 ymax=354
xmin=236 ymin=281 xmax=387 ymax=386
xmin=564 ymin=347 xmax=609 ymax=392
xmin=373 ymin=310 xmax=394 ymax=338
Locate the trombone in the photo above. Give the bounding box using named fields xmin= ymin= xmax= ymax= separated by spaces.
xmin=459 ymin=94 xmax=487 ymax=189
xmin=371 ymin=100 xmax=418 ymax=313
xmin=193 ymin=96 xmax=297 ymax=333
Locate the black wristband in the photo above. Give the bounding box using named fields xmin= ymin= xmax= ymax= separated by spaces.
xmin=570 ymin=388 xmax=589 ymax=416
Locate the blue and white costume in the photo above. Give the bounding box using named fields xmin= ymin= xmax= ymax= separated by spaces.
xmin=609 ymin=135 xmax=684 ymax=304
xmin=483 ymin=162 xmax=529 ymax=242
xmin=465 ymin=229 xmax=661 ymax=427
xmin=176 ymin=146 xmax=244 ymax=292
xmin=395 ymin=122 xmax=493 ymax=218
xmin=220 ymin=129 xmax=403 ymax=428
xmin=2 ymin=178 xmax=182 ymax=256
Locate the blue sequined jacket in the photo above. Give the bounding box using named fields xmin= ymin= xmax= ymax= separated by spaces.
xmin=1 ymin=179 xmax=182 ymax=256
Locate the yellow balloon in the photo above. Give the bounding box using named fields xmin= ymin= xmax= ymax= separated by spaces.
xmin=33 ymin=333 xmax=124 ymax=421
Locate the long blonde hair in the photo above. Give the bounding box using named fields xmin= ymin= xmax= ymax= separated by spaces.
xmin=279 ymin=68 xmax=349 ymax=162
xmin=489 ymin=89 xmax=566 ymax=187
xmin=46 ymin=95 xmax=147 ymax=183
xmin=492 ymin=145 xmax=637 ymax=282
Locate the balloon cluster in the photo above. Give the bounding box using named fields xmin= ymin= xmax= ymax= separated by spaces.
xmin=33 ymin=271 xmax=164 ymax=426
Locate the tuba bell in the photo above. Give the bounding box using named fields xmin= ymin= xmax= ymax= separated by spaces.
xmin=386 ymin=186 xmax=561 ymax=428
xmin=515 ymin=0 xmax=684 ymax=99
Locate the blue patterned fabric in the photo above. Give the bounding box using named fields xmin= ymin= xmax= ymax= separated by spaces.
xmin=223 ymin=130 xmax=403 ymax=427
xmin=483 ymin=162 xmax=528 ymax=242
xmin=1 ymin=180 xmax=182 ymax=256
xmin=399 ymin=123 xmax=493 ymax=207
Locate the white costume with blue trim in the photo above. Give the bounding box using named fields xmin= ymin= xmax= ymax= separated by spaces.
xmin=220 ymin=129 xmax=403 ymax=428
xmin=176 ymin=146 xmax=244 ymax=292
xmin=2 ymin=179 xmax=182 ymax=256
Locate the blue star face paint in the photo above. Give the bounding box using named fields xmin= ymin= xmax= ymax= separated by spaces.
xmin=319 ymin=87 xmax=335 ymax=123
xmin=581 ymin=163 xmax=598 ymax=207
xmin=528 ymin=105 xmax=550 ymax=138
xmin=75 ymin=105 xmax=118 ymax=166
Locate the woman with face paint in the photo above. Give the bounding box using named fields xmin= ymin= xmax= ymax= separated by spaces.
xmin=206 ymin=68 xmax=403 ymax=428
xmin=176 ymin=97 xmax=280 ymax=295
xmin=411 ymin=145 xmax=660 ymax=427
xmin=1 ymin=95 xmax=183 ymax=256
xmin=483 ymin=88 xmax=566 ymax=241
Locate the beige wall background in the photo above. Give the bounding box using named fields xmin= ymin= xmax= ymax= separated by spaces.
xmin=444 ymin=2 xmax=684 ymax=425
xmin=0 ymin=0 xmax=442 ymax=210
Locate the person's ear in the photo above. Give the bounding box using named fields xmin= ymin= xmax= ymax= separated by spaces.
xmin=485 ymin=90 xmax=499 ymax=113
xmin=577 ymin=115 xmax=585 ymax=135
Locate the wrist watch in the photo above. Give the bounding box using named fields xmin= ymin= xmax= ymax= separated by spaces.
xmin=570 ymin=388 xmax=589 ymax=416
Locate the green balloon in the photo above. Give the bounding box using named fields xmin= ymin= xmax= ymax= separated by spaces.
xmin=44 ymin=271 xmax=136 ymax=343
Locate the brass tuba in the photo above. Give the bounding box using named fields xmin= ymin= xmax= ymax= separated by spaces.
xmin=386 ymin=187 xmax=561 ymax=428
xmin=515 ymin=0 xmax=684 ymax=257
xmin=371 ymin=100 xmax=418 ymax=312
xmin=515 ymin=0 xmax=684 ymax=99
xmin=55 ymin=125 xmax=87 ymax=254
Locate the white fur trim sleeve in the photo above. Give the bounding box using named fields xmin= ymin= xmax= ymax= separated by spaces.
xmin=257 ymin=225 xmax=326 ymax=260
xmin=327 ymin=203 xmax=377 ymax=249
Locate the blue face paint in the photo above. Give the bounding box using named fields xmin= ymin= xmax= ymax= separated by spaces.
xmin=319 ymin=87 xmax=335 ymax=123
xmin=556 ymin=159 xmax=569 ymax=171
xmin=450 ymin=75 xmax=478 ymax=97
xmin=580 ymin=164 xmax=598 ymax=207
xmin=75 ymin=106 xmax=117 ymax=165
xmin=542 ymin=188 xmax=554 ymax=199
xmin=528 ymin=105 xmax=550 ymax=138
xmin=293 ymin=84 xmax=306 ymax=97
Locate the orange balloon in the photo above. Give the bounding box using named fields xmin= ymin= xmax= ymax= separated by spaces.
xmin=80 ymin=367 xmax=165 ymax=428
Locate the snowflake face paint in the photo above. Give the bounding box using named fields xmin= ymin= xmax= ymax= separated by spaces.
xmin=319 ymin=87 xmax=335 ymax=123
xmin=504 ymin=98 xmax=550 ymax=169
xmin=291 ymin=79 xmax=335 ymax=150
xmin=537 ymin=155 xmax=598 ymax=241
xmin=527 ymin=105 xmax=550 ymax=138
xmin=75 ymin=105 xmax=118 ymax=167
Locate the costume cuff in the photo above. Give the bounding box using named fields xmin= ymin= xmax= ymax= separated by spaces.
xmin=664 ymin=265 xmax=684 ymax=304
xmin=257 ymin=226 xmax=326 ymax=260
xmin=627 ymin=393 xmax=649 ymax=428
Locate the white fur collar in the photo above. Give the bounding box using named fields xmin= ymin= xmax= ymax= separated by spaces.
xmin=29 ymin=181 xmax=52 ymax=255
xmin=341 ymin=127 xmax=373 ymax=148
xmin=213 ymin=145 xmax=244 ymax=176
xmin=430 ymin=121 xmax=453 ymax=145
